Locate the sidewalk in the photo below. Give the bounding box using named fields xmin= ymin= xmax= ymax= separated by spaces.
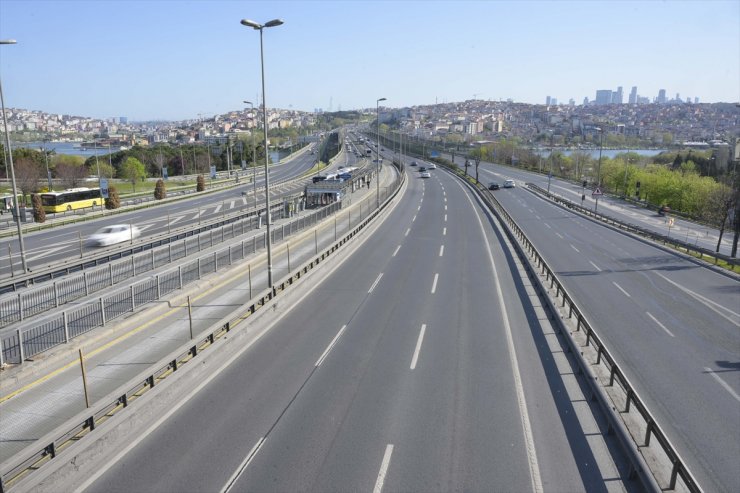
xmin=0 ymin=161 xmax=398 ymax=464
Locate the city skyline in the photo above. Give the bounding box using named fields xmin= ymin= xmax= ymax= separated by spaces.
xmin=1 ymin=0 xmax=738 ymax=121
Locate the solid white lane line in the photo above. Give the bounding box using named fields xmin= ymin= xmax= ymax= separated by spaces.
xmin=439 ymin=245 xmax=444 ymax=257
xmin=392 ymin=245 xmax=401 ymax=257
xmin=405 ymin=228 xmax=410 ymax=237
xmin=555 ymin=232 xmax=563 ymax=239
xmin=612 ymin=281 xmax=631 ymax=298
xmin=368 ymin=273 xmax=384 ymax=293
xmin=373 ymin=444 xmax=394 ymax=493
xmin=655 ymin=272 xmax=740 ymax=327
xmin=315 ymin=325 xmax=348 ymax=367
xmin=219 ymin=437 xmax=265 ymax=493
xmin=410 ymin=324 xmax=427 ymax=370
xmin=443 ymin=227 xmax=447 ymax=236
xmin=570 ymin=244 xmax=580 ymax=253
xmin=646 ymin=312 xmax=675 ymax=337
xmin=431 ymin=273 xmax=439 ymax=294
xmin=704 ymin=367 xmax=740 ymax=402
xmin=456 ymin=180 xmax=543 ymax=493
xmin=589 ymin=261 xmax=602 ymax=272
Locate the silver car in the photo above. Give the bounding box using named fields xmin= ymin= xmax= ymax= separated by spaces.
xmin=86 ymin=224 xmax=141 ymax=247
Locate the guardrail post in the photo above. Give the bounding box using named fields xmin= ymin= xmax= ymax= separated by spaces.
xmin=643 ymin=419 xmax=653 ymax=446
xmin=18 ymin=293 xmax=24 ymax=322
xmin=0 ymin=337 xmax=5 ymax=367
xmin=17 ymin=328 xmax=25 ymax=362
xmin=151 ymin=249 xmax=155 ymax=269
xmin=63 ymin=311 xmax=69 ymax=343
xmin=131 ymin=285 xmax=136 ymax=311
xmin=184 ymin=238 xmax=188 ymax=257
xmin=100 ymin=298 xmax=106 ymax=326
xmin=197 ymin=258 xmax=201 ymax=279
xmin=131 ymin=255 xmax=136 ymax=276
xmin=178 ymin=265 xmax=183 ymax=289
xmin=169 ymin=244 xmax=172 ymax=263
xmin=214 ymin=252 xmax=218 ymax=272
xmin=669 ymin=460 xmax=680 ymax=490
xmin=109 ymin=263 xmax=114 ymax=286
xmin=623 ymin=389 xmax=633 ymax=413
xmin=156 ymin=275 xmax=161 ymax=299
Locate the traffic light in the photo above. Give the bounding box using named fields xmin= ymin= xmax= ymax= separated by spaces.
xmin=582 ymin=180 xmax=587 ymax=187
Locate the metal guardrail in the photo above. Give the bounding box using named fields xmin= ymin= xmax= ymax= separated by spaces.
xmin=526 ymin=183 xmax=738 ymax=271
xmin=451 ymin=167 xmax=701 ymax=492
xmin=0 ymin=201 xmax=343 ymax=366
xmin=0 ymin=160 xmax=404 ymax=492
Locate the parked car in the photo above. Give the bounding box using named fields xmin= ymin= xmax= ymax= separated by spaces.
xmin=488 ymin=182 xmax=500 ymax=190
xmin=86 ymin=224 xmax=140 ymax=247
xmin=504 ymin=179 xmax=516 ymax=188
xmin=420 ymin=171 xmax=431 ymax=178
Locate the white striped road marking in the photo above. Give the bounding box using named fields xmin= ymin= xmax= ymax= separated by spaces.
xmin=439 ymin=245 xmax=444 ymax=257
xmin=612 ymin=281 xmax=631 ymax=298
xmin=26 ymin=245 xmax=70 ymax=262
xmin=535 ymin=215 xmax=541 ymax=220
xmin=214 ymin=204 xmax=222 ymax=213
xmin=445 ymin=205 xmax=447 ymax=211
xmin=392 ymin=245 xmax=401 ymax=257
xmin=169 ymin=215 xmax=185 ymax=226
xmin=405 ymin=228 xmax=410 ymax=237
xmin=368 ymin=273 xmax=383 ymax=293
xmin=589 ymin=261 xmax=602 ymax=272
xmin=412 ymin=215 xmax=417 ymax=222
xmin=315 ymin=325 xmax=347 ymax=366
xmin=417 ymin=205 xmax=421 ymax=211
xmin=373 ymin=444 xmax=394 ymax=493
xmin=646 ymin=312 xmax=675 ymax=337
xmin=655 ymin=272 xmax=740 ymax=327
xmin=555 ymin=232 xmax=563 ymax=239
xmin=443 ymin=227 xmax=447 ymax=236
xmin=431 ymin=273 xmax=439 ymax=294
xmin=410 ymin=324 xmax=427 ymax=370
xmin=229 ymin=200 xmax=236 ymax=209
xmin=570 ymin=244 xmax=580 ymax=253
xmin=192 ymin=210 xmax=205 ymax=220
xmin=444 ymin=214 xmax=447 ymax=222
xmin=544 ymin=223 xmax=551 ymax=229
xmin=704 ymin=367 xmax=740 ymax=402
xmin=242 ymin=196 xmax=248 ymax=205
xmin=219 ymin=437 xmax=265 ymax=493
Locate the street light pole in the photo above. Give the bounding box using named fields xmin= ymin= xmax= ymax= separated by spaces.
xmin=93 ymin=140 xmax=103 ymax=210
xmin=376 ymin=97 xmax=386 ymax=209
xmin=0 ymin=39 xmax=29 ymax=272
xmin=244 ymin=100 xmax=257 ymax=209
xmin=595 ymin=126 xmax=604 ymax=211
xmin=42 ymin=139 xmax=52 ymax=191
xmin=241 ymin=18 xmax=283 ymax=290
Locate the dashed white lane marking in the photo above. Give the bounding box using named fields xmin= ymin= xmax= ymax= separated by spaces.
xmin=368 ymin=273 xmax=384 ymax=293
xmin=412 ymin=215 xmax=417 ymax=222
xmin=570 ymin=244 xmax=580 ymax=253
xmin=544 ymin=223 xmax=551 ymax=229
xmin=612 ymin=281 xmax=631 ymax=298
xmin=315 ymin=325 xmax=348 ymax=367
xmin=392 ymin=245 xmax=401 ymax=257
xmin=445 ymin=205 xmax=448 ymax=211
xmin=646 ymin=312 xmax=675 ymax=337
xmin=555 ymin=232 xmax=563 ymax=239
xmin=439 ymin=245 xmax=444 ymax=257
xmin=410 ymin=324 xmax=427 ymax=370
xmin=417 ymin=205 xmax=421 ymax=211
xmin=704 ymin=367 xmax=740 ymax=402
xmin=589 ymin=261 xmax=602 ymax=272
xmin=443 ymin=227 xmax=447 ymax=236
xmin=373 ymin=444 xmax=394 ymax=493
xmin=654 ymin=272 xmax=740 ymax=327
xmin=444 ymin=214 xmax=447 ymax=222
xmin=431 ymin=273 xmax=439 ymax=294
xmin=405 ymin=228 xmax=410 ymax=237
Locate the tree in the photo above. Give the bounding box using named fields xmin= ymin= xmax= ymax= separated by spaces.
xmin=31 ymin=193 xmax=45 ymax=223
xmin=54 ymin=155 xmax=89 ymax=189
xmin=105 ymin=185 xmax=121 ymax=209
xmin=120 ymin=157 xmax=147 ymax=193
xmin=154 ymin=178 xmax=166 ymax=200
xmin=14 ymin=157 xmax=42 ymax=205
xmin=196 ymin=174 xmax=205 ymax=192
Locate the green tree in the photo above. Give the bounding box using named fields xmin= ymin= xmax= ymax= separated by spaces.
xmin=120 ymin=157 xmax=147 ymax=193
xmin=105 ymin=185 xmax=121 ymax=209
xmin=31 ymin=193 xmax=45 ymax=223
xmin=196 ymin=174 xmax=205 ymax=192
xmin=154 ymin=178 xmax=166 ymax=200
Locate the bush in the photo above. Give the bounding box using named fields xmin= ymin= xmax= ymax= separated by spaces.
xmin=196 ymin=175 xmax=205 ymax=192
xmin=105 ymin=185 xmax=121 ymax=209
xmin=31 ymin=194 xmax=45 ymax=223
xmin=154 ymin=178 xmax=167 ymax=200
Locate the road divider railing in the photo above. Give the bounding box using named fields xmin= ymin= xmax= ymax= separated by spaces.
xmin=526 ymin=183 xmax=738 ymax=272
xmin=436 ymin=161 xmax=701 ymax=492
xmin=0 ymin=159 xmax=404 ymax=493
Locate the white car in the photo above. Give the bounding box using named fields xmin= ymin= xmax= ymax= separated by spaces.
xmin=504 ymin=179 xmax=516 ymax=188
xmin=428 ymin=163 xmax=437 ymax=169
xmin=420 ymin=171 xmax=431 ymax=178
xmin=86 ymin=224 xmax=141 ymax=247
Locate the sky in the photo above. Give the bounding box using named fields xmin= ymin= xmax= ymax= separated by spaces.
xmin=0 ymin=0 xmax=738 ymax=121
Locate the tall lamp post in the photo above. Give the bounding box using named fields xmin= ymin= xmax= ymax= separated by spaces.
xmin=241 ymin=17 xmax=283 ymax=290
xmin=0 ymin=39 xmax=29 ymax=273
xmin=244 ymin=100 xmax=258 ymax=209
xmin=595 ymin=126 xmax=604 ymax=211
xmin=376 ymin=97 xmax=386 ymax=208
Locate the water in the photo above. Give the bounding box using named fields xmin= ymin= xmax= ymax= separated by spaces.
xmin=534 ymin=148 xmax=667 ymax=159
xmin=12 ymin=141 xmax=119 ymax=157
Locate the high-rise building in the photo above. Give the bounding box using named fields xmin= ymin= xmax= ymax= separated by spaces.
xmin=657 ymin=89 xmax=666 ymax=103
xmin=694 ymin=97 xmax=699 ymax=104
xmin=546 ymin=96 xmax=551 ymax=106
xmin=628 ymin=86 xmax=638 ymax=104
xmin=568 ymin=98 xmax=575 ymax=107
xmin=595 ymin=90 xmax=613 ymax=105
xmin=551 ymin=98 xmax=558 ymax=105
xmin=119 ymin=116 xmax=128 ymax=124
xmin=612 ymin=86 xmax=623 ymax=104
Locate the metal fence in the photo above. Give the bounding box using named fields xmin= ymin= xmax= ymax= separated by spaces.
xmin=0 ymin=201 xmax=342 ymax=365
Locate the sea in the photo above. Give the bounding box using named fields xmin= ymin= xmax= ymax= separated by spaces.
xmin=533 ymin=148 xmax=667 ymax=159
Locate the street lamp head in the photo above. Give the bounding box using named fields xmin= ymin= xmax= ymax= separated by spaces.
xmin=0 ymin=39 xmax=17 ymax=45
xmin=377 ymin=97 xmax=387 ymax=103
xmin=243 ymin=100 xmax=252 ymax=105
xmin=264 ymin=19 xmax=284 ymax=28
xmin=241 ymin=19 xmax=261 ymax=29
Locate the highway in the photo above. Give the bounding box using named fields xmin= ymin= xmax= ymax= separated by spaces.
xmin=442 ymin=154 xmax=740 ymax=492
xmin=77 ymin=162 xmax=633 ymax=492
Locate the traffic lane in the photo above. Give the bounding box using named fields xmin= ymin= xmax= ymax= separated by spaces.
xmin=233 ymin=171 xmax=535 ymax=492
xmin=83 ymin=160 xmax=420 ymax=493
xmin=493 ymin=185 xmax=740 ymax=492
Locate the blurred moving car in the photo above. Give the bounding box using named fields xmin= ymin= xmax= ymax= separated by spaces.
xmin=428 ymin=163 xmax=437 ymax=169
xmin=488 ymin=182 xmax=500 ymax=190
xmin=504 ymin=179 xmax=516 ymax=188
xmin=86 ymin=224 xmax=141 ymax=247
xmin=420 ymin=171 xmax=431 ymax=178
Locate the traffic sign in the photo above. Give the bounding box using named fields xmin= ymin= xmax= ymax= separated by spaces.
xmin=591 ymin=187 xmax=603 ymax=196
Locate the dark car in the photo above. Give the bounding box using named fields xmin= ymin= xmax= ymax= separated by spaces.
xmin=488 ymin=182 xmax=500 ymax=190
xmin=312 ymin=175 xmax=327 ymax=183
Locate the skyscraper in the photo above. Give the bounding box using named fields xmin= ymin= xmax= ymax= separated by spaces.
xmin=595 ymin=90 xmax=613 ymax=105
xmin=657 ymin=89 xmax=667 ymax=104
xmin=628 ymin=86 xmax=637 ymax=104
xmin=612 ymin=86 xmax=623 ymax=104
xmin=546 ymin=96 xmax=551 ymax=106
